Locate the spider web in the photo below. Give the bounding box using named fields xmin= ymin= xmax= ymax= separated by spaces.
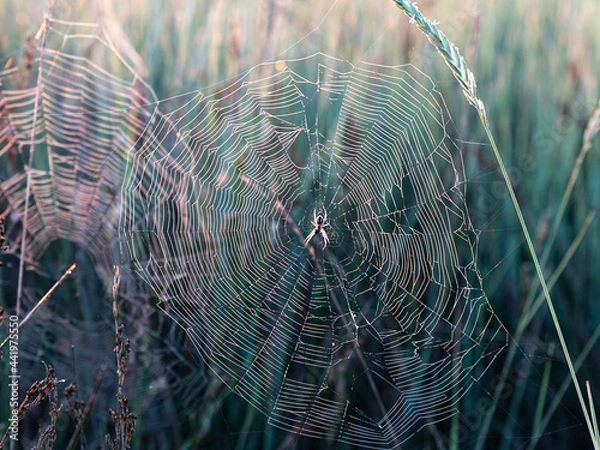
xmin=0 ymin=19 xmax=159 ymax=278
xmin=0 ymin=17 xmax=508 ymax=447
xmin=119 ymin=55 xmax=508 ymax=445
xmin=0 ymin=19 xmax=206 ymax=445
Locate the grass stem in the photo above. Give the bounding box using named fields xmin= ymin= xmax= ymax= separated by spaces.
xmin=0 ymin=262 xmax=76 ymax=351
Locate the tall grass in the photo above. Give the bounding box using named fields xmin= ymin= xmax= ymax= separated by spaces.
xmin=1 ymin=0 xmax=599 ymax=448
xmin=391 ymin=3 xmax=598 ymax=449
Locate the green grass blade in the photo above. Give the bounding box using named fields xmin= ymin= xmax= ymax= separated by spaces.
xmin=531 ymin=346 xmax=554 ymax=447
xmin=527 ymin=325 xmax=600 ymax=450
xmin=540 ymin=101 xmax=600 ymax=267
xmin=588 ymin=381 xmax=600 ymax=449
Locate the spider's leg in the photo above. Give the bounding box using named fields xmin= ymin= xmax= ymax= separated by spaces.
xmin=322 ymin=230 xmax=329 ymax=249
xmin=304 ymin=228 xmax=317 ymax=246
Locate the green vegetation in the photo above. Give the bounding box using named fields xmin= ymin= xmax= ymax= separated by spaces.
xmin=0 ymin=0 xmax=599 ymax=448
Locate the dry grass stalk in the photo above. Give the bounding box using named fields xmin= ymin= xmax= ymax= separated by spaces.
xmin=105 ymin=266 xmax=137 ymax=449
xmin=33 ymin=364 xmax=62 ymax=450
xmin=65 ymin=364 xmax=106 ymax=450
xmin=0 ymin=263 xmax=77 ymax=352
xmin=582 ymin=101 xmax=600 ymax=152
xmin=0 ymin=363 xmax=64 ymax=449
xmin=0 ymin=215 xmax=6 ymax=266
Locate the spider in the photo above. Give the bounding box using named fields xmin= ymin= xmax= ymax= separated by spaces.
xmin=304 ymin=209 xmax=330 ymax=249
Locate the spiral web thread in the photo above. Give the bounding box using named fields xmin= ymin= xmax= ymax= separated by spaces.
xmin=0 ymin=18 xmax=508 ymax=447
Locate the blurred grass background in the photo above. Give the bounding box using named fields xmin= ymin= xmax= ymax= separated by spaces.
xmin=0 ymin=0 xmax=599 ymax=448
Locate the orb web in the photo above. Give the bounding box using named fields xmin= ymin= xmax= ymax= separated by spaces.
xmin=0 ymin=19 xmax=205 ymax=446
xmin=0 ymin=13 xmax=510 ymax=448
xmin=0 ymin=19 xmax=162 ymax=278
xmin=119 ymin=54 xmax=508 ymax=447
